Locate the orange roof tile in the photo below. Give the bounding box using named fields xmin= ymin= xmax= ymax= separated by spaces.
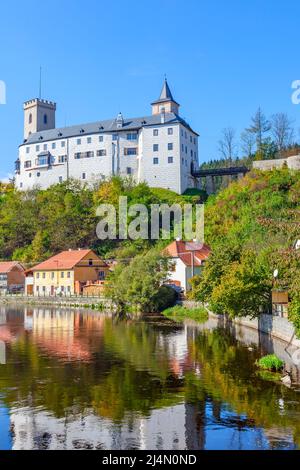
xmin=0 ymin=261 xmax=24 ymax=273
xmin=31 ymin=249 xmax=105 ymax=271
xmin=164 ymin=240 xmax=211 ymax=267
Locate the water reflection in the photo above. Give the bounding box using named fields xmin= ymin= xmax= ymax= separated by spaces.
xmin=0 ymin=305 xmax=300 ymax=450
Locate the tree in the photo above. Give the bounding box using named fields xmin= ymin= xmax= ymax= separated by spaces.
xmin=240 ymin=130 xmax=256 ymax=158
xmin=247 ymin=107 xmax=271 ymax=158
xmin=105 ymin=249 xmax=175 ymax=313
xmin=218 ymin=127 xmax=237 ymax=164
xmin=271 ymin=113 xmax=294 ymax=156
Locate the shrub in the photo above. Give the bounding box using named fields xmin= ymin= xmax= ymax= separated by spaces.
xmin=162 ymin=305 xmax=208 ymax=323
xmin=256 ymin=354 xmax=284 ymax=372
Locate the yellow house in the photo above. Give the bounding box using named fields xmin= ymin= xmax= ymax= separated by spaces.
xmin=31 ymin=249 xmax=109 ymax=296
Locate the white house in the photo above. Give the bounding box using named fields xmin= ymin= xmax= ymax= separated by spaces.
xmin=165 ymin=240 xmax=211 ymax=292
xmin=15 ymin=79 xmax=199 ymax=194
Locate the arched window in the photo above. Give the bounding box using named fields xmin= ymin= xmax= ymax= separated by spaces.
xmin=29 ymin=113 xmax=32 ymax=124
xmin=44 ymin=114 xmax=48 ymax=124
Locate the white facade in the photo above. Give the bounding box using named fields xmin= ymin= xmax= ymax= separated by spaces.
xmin=168 ymin=257 xmax=202 ymax=292
xmin=15 ymin=81 xmax=199 ymax=194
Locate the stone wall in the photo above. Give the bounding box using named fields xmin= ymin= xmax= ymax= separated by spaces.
xmin=180 ymin=300 xmax=300 ymax=348
xmin=253 ymin=154 xmax=300 ymax=171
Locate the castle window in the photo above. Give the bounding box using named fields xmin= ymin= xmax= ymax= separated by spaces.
xmin=52 ymin=142 xmax=56 ymax=149
xmin=29 ymin=113 xmax=32 ymax=124
xmin=97 ymin=149 xmax=106 ymax=157
xmin=126 ymin=133 xmax=137 ymax=141
xmin=74 ymin=152 xmax=81 ymax=159
xmin=126 ymin=167 xmax=132 ymax=175
xmin=82 ymin=173 xmax=86 ymax=179
xmin=185 ymin=146 xmax=187 ymax=154
xmin=26 ymin=147 xmax=30 ymax=154
xmin=61 ymin=272 xmax=64 ymax=278
xmin=36 ymin=154 xmax=49 ymax=166
xmin=99 ymin=135 xmax=103 ymax=142
xmin=29 ymin=173 xmax=32 ymax=178
xmin=124 ymin=147 xmax=137 ymax=156
xmin=153 ymin=157 xmax=159 ymax=165
xmin=168 ymin=157 xmax=174 ymax=164
xmin=61 ymin=141 xmax=65 ymax=147
xmin=168 ymin=128 xmax=173 ymax=135
xmin=58 ymin=155 xmax=67 ymax=163
xmin=43 ymin=114 xmax=48 ymax=125
xmin=77 ymin=138 xmax=81 ymax=145
xmin=87 ymin=137 xmax=92 ymax=144
xmin=168 ymin=143 xmax=173 ymax=151
xmin=191 ymin=150 xmax=193 ymax=157
xmin=24 ymin=160 xmax=31 ymax=168
xmin=153 ymin=144 xmax=159 ymax=152
xmin=190 ymin=136 xmax=192 ymax=143
xmin=20 ymin=182 xmax=23 ymax=188
xmin=36 ymin=145 xmax=40 ymax=152
xmin=59 ymin=176 xmax=63 ymax=183
xmin=37 ymin=172 xmax=40 ymax=177
xmin=153 ymin=129 xmax=158 ymax=136
xmin=67 ymin=272 xmax=71 ymax=278
xmin=112 ymin=134 xmax=118 ymax=141
xmin=43 ymin=144 xmax=47 ymax=151
xmin=181 ymin=144 xmax=184 ymax=152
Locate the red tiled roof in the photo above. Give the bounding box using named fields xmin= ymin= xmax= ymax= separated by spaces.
xmin=0 ymin=261 xmax=24 ymax=273
xmin=31 ymin=249 xmax=104 ymax=271
xmin=164 ymin=240 xmax=211 ymax=266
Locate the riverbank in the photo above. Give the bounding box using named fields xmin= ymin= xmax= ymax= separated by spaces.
xmin=181 ymin=300 xmax=300 ymax=349
xmin=0 ymin=294 xmax=114 ymax=310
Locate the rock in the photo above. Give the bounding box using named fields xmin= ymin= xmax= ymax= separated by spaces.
xmin=281 ymin=374 xmax=292 ymax=387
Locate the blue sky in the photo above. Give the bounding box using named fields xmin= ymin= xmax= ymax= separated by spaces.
xmin=0 ymin=0 xmax=300 ymax=180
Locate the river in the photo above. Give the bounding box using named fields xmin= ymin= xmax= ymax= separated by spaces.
xmin=0 ymin=305 xmax=300 ymax=450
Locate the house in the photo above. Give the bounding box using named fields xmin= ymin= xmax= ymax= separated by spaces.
xmin=30 ymin=249 xmax=109 ymax=296
xmin=15 ymin=79 xmax=199 ymax=194
xmin=164 ymin=240 xmax=211 ymax=292
xmin=0 ymin=262 xmax=25 ymax=294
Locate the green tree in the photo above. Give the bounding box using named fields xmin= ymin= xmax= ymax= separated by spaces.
xmin=106 ymin=248 xmax=175 ymax=313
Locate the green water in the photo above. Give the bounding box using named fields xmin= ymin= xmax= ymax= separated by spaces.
xmin=0 ymin=305 xmax=300 ymax=450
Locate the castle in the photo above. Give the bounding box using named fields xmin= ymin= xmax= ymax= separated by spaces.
xmin=15 ymin=79 xmax=199 ymax=194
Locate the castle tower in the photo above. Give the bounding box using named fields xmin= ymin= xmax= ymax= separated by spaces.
xmin=23 ymin=98 xmax=56 ymax=140
xmin=151 ymin=78 xmax=180 ymax=115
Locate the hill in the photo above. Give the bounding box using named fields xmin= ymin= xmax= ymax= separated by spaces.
xmin=190 ymin=167 xmax=300 ymax=335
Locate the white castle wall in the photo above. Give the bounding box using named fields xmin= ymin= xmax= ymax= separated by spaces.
xmin=16 ymin=124 xmax=198 ymax=194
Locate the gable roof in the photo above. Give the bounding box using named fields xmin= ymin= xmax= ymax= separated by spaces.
xmin=30 ymin=249 xmax=106 ymax=271
xmin=165 ymin=240 xmax=211 ymax=267
xmin=0 ymin=261 xmax=24 ymax=273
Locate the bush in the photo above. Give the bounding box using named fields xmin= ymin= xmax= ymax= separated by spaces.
xmin=162 ymin=305 xmax=208 ymax=323
xmin=256 ymin=354 xmax=284 ymax=372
